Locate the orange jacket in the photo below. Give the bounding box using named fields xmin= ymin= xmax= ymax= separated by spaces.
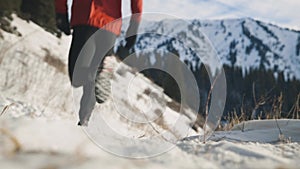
xmin=55 ymin=0 xmax=143 ymax=35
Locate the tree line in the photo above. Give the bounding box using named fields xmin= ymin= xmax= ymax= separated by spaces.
xmin=0 ymin=0 xmax=60 ymax=37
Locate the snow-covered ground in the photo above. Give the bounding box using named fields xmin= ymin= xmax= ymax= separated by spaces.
xmin=0 ymin=15 xmax=300 ymax=169
xmin=0 ymin=15 xmax=73 ymax=119
xmin=1 ymin=116 xmax=299 ymax=169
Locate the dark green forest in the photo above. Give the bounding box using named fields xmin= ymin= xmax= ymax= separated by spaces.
xmin=143 ymin=59 xmax=300 ymax=122
xmin=0 ymin=0 xmax=59 ymax=36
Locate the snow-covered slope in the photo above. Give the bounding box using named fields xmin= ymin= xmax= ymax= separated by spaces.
xmin=127 ymin=18 xmax=300 ymax=80
xmin=0 ymin=15 xmax=73 ymax=118
xmin=0 ymin=14 xmax=199 ymax=134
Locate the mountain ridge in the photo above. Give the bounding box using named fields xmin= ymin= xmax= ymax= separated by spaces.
xmin=123 ymin=17 xmax=300 ymax=81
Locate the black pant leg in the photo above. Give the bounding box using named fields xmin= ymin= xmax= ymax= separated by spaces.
xmin=68 ymin=26 xmax=98 ymax=85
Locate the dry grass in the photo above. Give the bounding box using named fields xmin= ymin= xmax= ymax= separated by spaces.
xmin=0 ymin=28 xmax=39 ymax=64
xmin=1 ymin=103 xmax=14 ymax=117
xmin=42 ymin=48 xmax=66 ymax=74
xmin=203 ymin=73 xmax=220 ymax=143
xmin=219 ymin=92 xmax=299 ymax=143
xmin=287 ymin=93 xmax=300 ymax=119
xmin=0 ymin=30 xmax=3 ymax=39
xmin=0 ymin=128 xmax=22 ymax=153
xmin=0 ymin=104 xmax=22 ymax=153
xmin=223 ymin=92 xmax=300 ymax=131
xmin=166 ymin=100 xmax=181 ymax=112
xmin=221 ymin=82 xmax=299 ymax=131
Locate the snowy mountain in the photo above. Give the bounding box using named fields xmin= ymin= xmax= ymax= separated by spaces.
xmin=127 ymin=18 xmax=300 ymax=81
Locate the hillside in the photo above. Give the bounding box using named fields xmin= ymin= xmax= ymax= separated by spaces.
xmin=118 ymin=17 xmax=300 ymax=117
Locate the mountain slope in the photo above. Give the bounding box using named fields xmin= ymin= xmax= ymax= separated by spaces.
xmin=0 ymin=14 xmax=200 ymax=138
xmin=128 ymin=18 xmax=300 ymax=80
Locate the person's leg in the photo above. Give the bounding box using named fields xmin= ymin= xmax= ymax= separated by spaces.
xmin=78 ymin=80 xmax=96 ymax=125
xmin=74 ymin=28 xmax=117 ymax=125
xmin=79 ymin=30 xmax=117 ymax=125
xmin=68 ymin=26 xmax=99 ymax=125
xmin=68 ymin=26 xmax=98 ymax=85
xmin=92 ymin=30 xmax=117 ymax=103
xmin=89 ymin=29 xmax=117 ymax=75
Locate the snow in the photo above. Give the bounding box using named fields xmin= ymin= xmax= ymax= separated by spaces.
xmin=0 ymin=15 xmax=300 ymax=169
xmin=0 ymin=15 xmax=73 ymax=119
xmin=1 ymin=116 xmax=299 ymax=169
xmin=200 ymin=18 xmax=300 ymax=80
xmin=129 ymin=17 xmax=300 ymax=80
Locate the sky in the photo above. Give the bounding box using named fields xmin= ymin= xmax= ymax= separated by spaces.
xmin=122 ymin=0 xmax=300 ymax=30
xmin=67 ymin=0 xmax=300 ymax=30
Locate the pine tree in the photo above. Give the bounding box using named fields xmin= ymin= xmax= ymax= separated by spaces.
xmin=21 ymin=0 xmax=57 ymax=34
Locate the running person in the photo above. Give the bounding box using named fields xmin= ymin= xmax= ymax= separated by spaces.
xmin=55 ymin=0 xmax=143 ymax=126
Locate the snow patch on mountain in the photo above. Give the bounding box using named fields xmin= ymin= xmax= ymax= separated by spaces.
xmin=125 ymin=18 xmax=300 ymax=80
